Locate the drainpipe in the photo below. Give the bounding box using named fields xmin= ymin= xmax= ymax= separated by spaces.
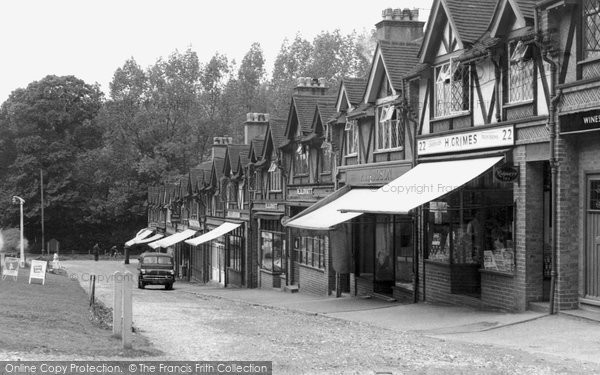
xmin=535 ymin=5 xmax=562 ymax=314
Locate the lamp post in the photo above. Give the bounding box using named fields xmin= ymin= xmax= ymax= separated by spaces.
xmin=12 ymin=196 xmax=25 ymax=267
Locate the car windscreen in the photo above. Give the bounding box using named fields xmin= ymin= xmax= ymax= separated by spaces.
xmin=142 ymin=256 xmax=173 ymax=265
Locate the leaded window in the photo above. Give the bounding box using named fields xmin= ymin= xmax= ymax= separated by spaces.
xmin=376 ymin=105 xmax=404 ymax=150
xmin=434 ymin=60 xmax=470 ymax=118
xmin=269 ymin=162 xmax=282 ymax=192
xmin=508 ymin=41 xmax=534 ymax=103
xmin=293 ymin=145 xmax=309 ymax=175
xmin=584 ymin=0 xmax=600 ymax=59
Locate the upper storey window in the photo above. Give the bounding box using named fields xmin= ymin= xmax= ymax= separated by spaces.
xmin=344 ymin=120 xmax=358 ymax=156
xmin=376 ymin=105 xmax=404 ymax=151
xmin=584 ymin=0 xmax=600 ymax=60
xmin=434 ymin=59 xmax=470 ymax=118
xmin=507 ymin=41 xmax=534 ymax=103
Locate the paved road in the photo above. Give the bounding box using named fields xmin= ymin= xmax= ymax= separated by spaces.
xmin=62 ymin=260 xmax=600 ymax=374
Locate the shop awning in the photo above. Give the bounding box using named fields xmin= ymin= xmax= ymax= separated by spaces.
xmin=339 ymin=156 xmax=504 ymax=215
xmin=185 ymin=222 xmax=241 ymax=246
xmin=148 ymin=229 xmax=197 ymax=249
xmin=124 ymin=229 xmax=153 ymax=247
xmin=135 ymin=233 xmax=164 ymax=244
xmin=284 ymin=186 xmax=375 ymax=230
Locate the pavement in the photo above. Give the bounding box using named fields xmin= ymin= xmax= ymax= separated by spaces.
xmin=61 ymin=259 xmax=600 ymax=366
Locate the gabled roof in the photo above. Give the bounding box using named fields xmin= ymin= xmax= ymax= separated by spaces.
xmin=445 ymin=0 xmax=497 ymax=45
xmin=213 ymin=158 xmax=225 ymax=180
xmin=379 ymin=41 xmax=421 ymax=90
xmin=489 ymin=0 xmax=535 ymax=38
xmin=227 ymin=144 xmax=250 ymax=173
xmin=270 ymin=118 xmax=287 ymax=148
xmin=189 ymin=167 xmax=204 ymax=193
xmin=289 ymin=95 xmax=322 ymax=134
xmin=343 ymin=78 xmax=368 ymax=106
xmin=514 ymin=0 xmax=535 ymax=19
xmin=249 ymin=136 xmax=265 ymax=162
xmin=312 ymin=97 xmax=337 ymax=133
xmin=420 ymin=0 xmax=497 ymax=62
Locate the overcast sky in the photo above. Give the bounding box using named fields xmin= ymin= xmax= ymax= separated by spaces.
xmin=0 ymin=0 xmax=432 ymax=103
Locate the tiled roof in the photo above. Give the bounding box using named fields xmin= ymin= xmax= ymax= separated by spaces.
xmin=189 ymin=168 xmax=204 ymax=191
xmin=457 ymin=33 xmax=501 ymax=62
xmin=404 ymin=63 xmax=430 ymax=79
xmin=292 ymin=95 xmax=321 ymax=133
xmin=514 ymin=0 xmax=535 ymax=19
xmin=379 ymin=41 xmax=421 ymax=91
xmin=269 ymin=118 xmax=287 ymax=148
xmin=343 ymin=78 xmax=367 ymax=106
xmin=445 ymin=0 xmax=497 ymax=45
xmin=315 ymin=96 xmax=338 ymax=131
xmin=250 ymin=136 xmax=265 ymax=161
xmin=226 ymin=144 xmax=249 ymax=172
xmin=213 ymin=158 xmax=225 ymax=180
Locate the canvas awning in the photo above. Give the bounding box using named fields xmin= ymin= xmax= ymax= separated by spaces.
xmin=185 ymin=222 xmax=241 ymax=246
xmin=338 ymin=156 xmax=504 ymax=214
xmin=124 ymin=229 xmax=153 ymax=247
xmin=135 ymin=233 xmax=164 ymax=244
xmin=148 ymin=229 xmax=197 ymax=249
xmin=284 ymin=186 xmax=374 ymax=231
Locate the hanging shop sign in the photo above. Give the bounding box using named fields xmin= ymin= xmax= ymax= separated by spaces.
xmin=494 ymin=164 xmax=519 ymax=183
xmin=417 ymin=125 xmax=514 ymax=156
xmin=560 ymin=109 xmax=600 ymax=135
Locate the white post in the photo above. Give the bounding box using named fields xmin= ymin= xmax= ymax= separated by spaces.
xmin=112 ymin=271 xmax=123 ymax=336
xmin=122 ymin=271 xmax=133 ymax=349
xmin=12 ymin=196 xmax=25 ymax=267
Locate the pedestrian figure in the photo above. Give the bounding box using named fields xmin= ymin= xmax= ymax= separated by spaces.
xmin=93 ymin=243 xmax=100 ymax=261
xmin=110 ymin=245 xmax=117 ymax=258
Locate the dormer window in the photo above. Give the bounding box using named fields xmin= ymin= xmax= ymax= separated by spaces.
xmin=293 ymin=145 xmax=309 ymax=176
xmin=344 ymin=120 xmax=358 ymax=156
xmin=507 ymin=40 xmax=534 ymax=103
xmin=376 ymin=105 xmax=404 ymax=151
xmin=269 ymin=162 xmax=282 ymax=192
xmin=584 ymin=0 xmax=600 ymax=60
xmin=434 ymin=59 xmax=470 ymax=118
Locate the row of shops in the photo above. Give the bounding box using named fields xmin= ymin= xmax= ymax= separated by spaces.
xmin=125 ymin=0 xmax=600 ymax=312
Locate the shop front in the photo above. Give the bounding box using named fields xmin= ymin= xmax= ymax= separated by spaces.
xmin=252 ymin=202 xmax=286 ymax=289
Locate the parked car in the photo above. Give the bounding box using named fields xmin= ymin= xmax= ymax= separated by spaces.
xmin=137 ymin=252 xmax=175 ymax=290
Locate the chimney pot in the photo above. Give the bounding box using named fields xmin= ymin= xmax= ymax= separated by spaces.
xmin=383 ymin=8 xmax=393 ymax=20
xmin=393 ymin=8 xmax=403 ymax=20
xmin=246 ymin=113 xmax=252 ymax=121
xmin=403 ymin=8 xmax=412 ymax=20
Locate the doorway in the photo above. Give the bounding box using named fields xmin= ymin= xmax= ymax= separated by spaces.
xmin=585 ymin=175 xmax=600 ymax=301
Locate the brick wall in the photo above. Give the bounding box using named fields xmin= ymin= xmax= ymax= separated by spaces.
xmin=298 ymin=265 xmax=327 ymax=295
xmin=259 ymin=270 xmax=280 ymax=289
xmin=481 ymin=272 xmax=519 ymax=311
xmin=423 ymin=262 xmax=452 ymax=303
xmin=349 ymin=274 xmax=374 ymax=296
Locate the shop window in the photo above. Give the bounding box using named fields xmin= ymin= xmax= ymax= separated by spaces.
xmin=434 ymin=59 xmax=470 ymax=118
xmin=425 ymin=172 xmax=515 ymax=274
xmin=584 ymin=0 xmax=600 ymax=60
xmin=507 ymin=41 xmax=534 ymax=103
xmin=296 ymin=235 xmax=327 ymax=269
xmin=261 ymin=230 xmax=285 ymax=272
xmin=376 ymin=105 xmax=404 ymax=151
xmin=345 ymin=120 xmax=358 ymax=156
xmin=228 ymin=235 xmax=242 ymax=272
xmin=589 ymin=179 xmax=600 ymax=210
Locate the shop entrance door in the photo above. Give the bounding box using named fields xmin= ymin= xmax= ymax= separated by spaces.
xmin=211 ymin=242 xmax=225 ymax=284
xmin=585 ymin=175 xmax=600 ymax=301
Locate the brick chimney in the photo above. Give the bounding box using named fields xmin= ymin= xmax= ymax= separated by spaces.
xmin=212 ymin=136 xmax=232 ymax=160
xmin=243 ymin=113 xmax=270 ymax=145
xmin=375 ymin=8 xmax=424 ymax=43
xmin=293 ymin=77 xmax=328 ymax=97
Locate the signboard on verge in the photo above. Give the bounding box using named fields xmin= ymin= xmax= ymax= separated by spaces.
xmin=29 ymin=259 xmax=48 ymax=285
xmin=2 ymin=256 xmax=19 ymax=280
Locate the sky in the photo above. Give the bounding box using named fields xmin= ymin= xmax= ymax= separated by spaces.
xmin=0 ymin=0 xmax=432 ymax=103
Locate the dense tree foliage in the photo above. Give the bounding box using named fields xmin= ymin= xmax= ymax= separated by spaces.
xmin=0 ymin=30 xmax=375 ymax=252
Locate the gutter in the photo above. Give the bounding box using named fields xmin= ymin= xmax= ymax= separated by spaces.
xmin=535 ymin=4 xmax=562 ymax=315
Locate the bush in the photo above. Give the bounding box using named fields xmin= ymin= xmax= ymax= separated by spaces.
xmin=0 ymin=228 xmax=29 ymax=254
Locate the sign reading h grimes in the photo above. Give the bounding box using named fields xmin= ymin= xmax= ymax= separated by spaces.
xmin=418 ymin=125 xmax=514 ymax=156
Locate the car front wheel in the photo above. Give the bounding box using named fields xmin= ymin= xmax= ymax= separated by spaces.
xmin=138 ymin=277 xmax=145 ymax=289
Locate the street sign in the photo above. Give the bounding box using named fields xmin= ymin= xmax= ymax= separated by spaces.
xmin=29 ymin=259 xmax=47 ymax=285
xmin=2 ymin=256 xmax=19 ymax=280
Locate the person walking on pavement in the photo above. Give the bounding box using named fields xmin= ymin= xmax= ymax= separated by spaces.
xmin=93 ymin=243 xmax=100 ymax=261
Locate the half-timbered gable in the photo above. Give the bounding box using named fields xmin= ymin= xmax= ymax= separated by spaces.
xmin=332 ymin=78 xmax=367 ymax=168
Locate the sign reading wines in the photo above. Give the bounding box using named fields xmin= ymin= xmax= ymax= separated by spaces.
xmin=418 ymin=125 xmax=515 ymax=156
xmin=560 ymin=109 xmax=600 ymax=135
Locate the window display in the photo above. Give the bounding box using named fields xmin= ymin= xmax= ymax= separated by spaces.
xmin=261 ymin=231 xmax=284 ymax=272
xmin=426 ymin=171 xmax=515 ymax=274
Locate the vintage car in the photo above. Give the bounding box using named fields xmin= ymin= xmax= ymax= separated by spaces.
xmin=137 ymin=252 xmax=175 ymax=290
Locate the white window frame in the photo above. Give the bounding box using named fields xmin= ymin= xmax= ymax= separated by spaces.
xmin=584 ymin=0 xmax=600 ymax=60
xmin=375 ymin=104 xmax=404 ymax=151
xmin=434 ymin=59 xmax=470 ymax=118
xmin=294 ymin=146 xmax=309 ymax=176
xmin=269 ymin=163 xmax=282 ymax=192
xmin=344 ymin=120 xmax=358 ymax=156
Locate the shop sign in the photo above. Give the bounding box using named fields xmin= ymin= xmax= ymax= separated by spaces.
xmin=417 ymin=125 xmax=514 ymax=156
xmin=1 ymin=257 xmax=19 ymax=280
xmin=29 ymin=260 xmax=47 ymax=285
xmin=560 ymin=109 xmax=600 ymax=135
xmin=188 ymin=219 xmax=201 ymax=229
xmin=345 ymin=163 xmax=411 ymax=185
xmin=227 ymin=211 xmax=241 ymax=219
xmin=494 ymin=164 xmax=519 ymax=183
xmin=170 ymin=212 xmax=181 ymax=224
xmin=297 ymin=188 xmax=313 ymax=195
xmin=265 ymin=203 xmax=278 ymax=210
